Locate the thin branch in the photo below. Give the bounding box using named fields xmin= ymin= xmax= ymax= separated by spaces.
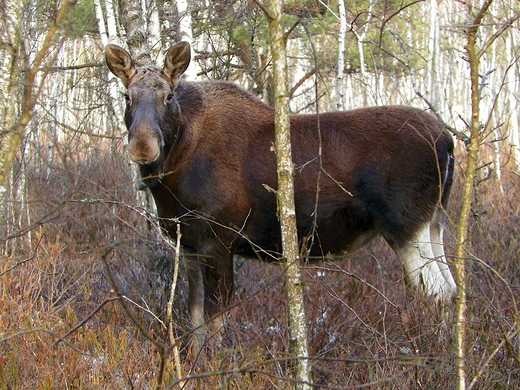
xmin=477 ymin=14 xmax=520 ymax=60
xmin=167 ymin=223 xmax=185 ymax=386
xmin=416 ymin=91 xmax=471 ymax=147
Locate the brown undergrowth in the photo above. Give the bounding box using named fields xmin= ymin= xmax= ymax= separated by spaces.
xmin=1 ymin=142 xmax=519 ymax=389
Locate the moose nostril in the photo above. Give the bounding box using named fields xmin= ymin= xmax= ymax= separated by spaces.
xmin=128 ymin=145 xmax=161 ymax=165
xmin=135 ymin=158 xmax=151 ymax=165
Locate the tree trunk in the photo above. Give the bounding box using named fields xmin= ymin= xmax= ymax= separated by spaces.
xmin=94 ymin=0 xmax=109 ymax=47
xmin=146 ymin=0 xmax=162 ymax=60
xmin=506 ymin=5 xmax=520 ymax=169
xmin=266 ymin=0 xmax=311 ymax=388
xmin=455 ymin=2 xmax=494 ymax=389
xmin=119 ymin=0 xmax=151 ymax=65
xmin=336 ymin=0 xmax=346 ymax=110
xmin=106 ymin=0 xmax=119 ymax=44
xmin=428 ymin=0 xmax=441 ymax=109
xmin=176 ymin=0 xmax=199 ymax=80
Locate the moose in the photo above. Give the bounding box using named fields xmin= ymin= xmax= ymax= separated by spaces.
xmin=105 ymin=42 xmax=457 ymax=352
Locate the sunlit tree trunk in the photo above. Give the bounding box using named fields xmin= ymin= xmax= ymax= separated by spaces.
xmin=94 ymin=0 xmax=123 ymax=140
xmin=146 ymin=0 xmax=162 ymax=61
xmin=176 ymin=0 xmax=199 ymax=80
xmin=265 ymin=0 xmax=311 ymax=388
xmin=0 ymin=1 xmax=22 ymax=249
xmin=336 ymin=0 xmax=346 ymax=110
xmin=105 ymin=0 xmax=119 ymax=44
xmin=119 ymin=0 xmax=151 ymax=64
xmin=427 ymin=0 xmax=441 ymax=109
xmin=506 ymin=5 xmax=520 ymax=169
xmin=455 ymin=2 xmax=494 ymax=389
xmin=94 ymin=0 xmax=109 ymax=46
xmin=354 ymin=2 xmax=374 ymax=105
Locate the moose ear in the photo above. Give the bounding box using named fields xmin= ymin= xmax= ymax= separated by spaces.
xmin=163 ymin=41 xmax=191 ymax=84
xmin=105 ymin=44 xmax=137 ymax=87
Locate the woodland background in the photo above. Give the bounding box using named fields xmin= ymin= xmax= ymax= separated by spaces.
xmin=0 ymin=0 xmax=519 ymax=389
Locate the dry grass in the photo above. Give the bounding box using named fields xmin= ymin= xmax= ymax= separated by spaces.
xmin=1 ymin=142 xmax=519 ymax=389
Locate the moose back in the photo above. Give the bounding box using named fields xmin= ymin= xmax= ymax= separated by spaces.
xmin=105 ymin=42 xmax=457 ymax=350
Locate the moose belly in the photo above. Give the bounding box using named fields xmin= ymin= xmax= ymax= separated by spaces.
xmin=234 ymin=202 xmax=378 ymax=262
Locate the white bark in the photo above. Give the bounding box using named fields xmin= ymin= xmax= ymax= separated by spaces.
xmin=355 ymin=2 xmax=374 ymax=105
xmin=94 ymin=0 xmax=108 ymax=46
xmin=119 ymin=0 xmax=151 ymax=64
xmin=94 ymin=0 xmax=123 ymax=131
xmin=506 ymin=6 xmax=520 ymax=169
xmin=105 ymin=0 xmax=119 ymax=43
xmin=336 ymin=0 xmax=346 ymax=110
xmin=428 ymin=0 xmax=441 ymax=109
xmin=176 ymin=0 xmax=199 ymax=80
xmin=146 ymin=0 xmax=162 ymax=61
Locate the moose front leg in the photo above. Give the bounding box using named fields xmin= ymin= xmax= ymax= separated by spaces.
xmin=186 ymin=245 xmax=234 ymax=360
xmin=202 ymin=247 xmax=234 ymax=340
xmin=186 ymin=256 xmax=206 ymax=359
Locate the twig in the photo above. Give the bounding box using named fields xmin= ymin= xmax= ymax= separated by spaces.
xmin=167 ymin=223 xmax=185 ymax=386
xmin=0 ymin=254 xmax=37 ymax=277
xmin=122 ymin=295 xmax=166 ymax=329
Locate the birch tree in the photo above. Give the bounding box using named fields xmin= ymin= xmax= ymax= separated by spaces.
xmin=427 ymin=0 xmax=441 ymax=109
xmin=119 ymin=0 xmax=151 ymax=64
xmin=336 ymin=0 xmax=347 ymax=110
xmin=506 ymin=4 xmax=520 ymax=169
xmin=145 ymin=0 xmax=162 ymax=60
xmin=176 ymin=0 xmax=199 ymax=79
xmin=94 ymin=0 xmax=109 ymax=47
xmin=454 ymin=1 xmax=520 ymax=389
xmin=0 ymin=0 xmax=74 ymax=192
xmin=262 ymin=0 xmax=311 ymax=387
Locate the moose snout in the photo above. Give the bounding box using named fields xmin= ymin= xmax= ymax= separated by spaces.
xmin=127 ymin=128 xmax=163 ymax=165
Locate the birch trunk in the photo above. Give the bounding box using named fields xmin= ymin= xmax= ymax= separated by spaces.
xmin=176 ymin=0 xmax=199 ymax=80
xmin=355 ymin=2 xmax=374 ymax=105
xmin=455 ymin=2 xmax=494 ymax=389
xmin=146 ymin=0 xmax=162 ymax=61
xmin=428 ymin=0 xmax=441 ymax=109
xmin=94 ymin=0 xmax=109 ymax=47
xmin=94 ymin=0 xmax=123 ymax=137
xmin=266 ymin=0 xmax=311 ymax=388
xmin=119 ymin=0 xmax=151 ymax=64
xmin=105 ymin=0 xmax=119 ymax=43
xmin=336 ymin=0 xmax=346 ymax=110
xmin=506 ymin=6 xmax=520 ymax=169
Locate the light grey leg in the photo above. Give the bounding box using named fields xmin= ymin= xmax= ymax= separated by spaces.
xmin=393 ymin=223 xmax=456 ymax=300
xmin=187 ymin=257 xmax=207 ymax=357
xmin=430 ymin=212 xmax=457 ymax=297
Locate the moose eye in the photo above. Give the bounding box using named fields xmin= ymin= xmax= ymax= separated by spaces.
xmin=165 ymin=93 xmax=174 ymax=103
xmin=124 ymin=94 xmax=131 ymax=103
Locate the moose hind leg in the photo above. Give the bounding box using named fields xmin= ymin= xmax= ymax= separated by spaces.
xmin=430 ymin=211 xmax=457 ymax=297
xmin=392 ymin=223 xmax=453 ymax=299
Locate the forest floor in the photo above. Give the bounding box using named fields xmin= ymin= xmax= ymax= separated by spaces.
xmin=1 ymin=145 xmax=519 ymax=389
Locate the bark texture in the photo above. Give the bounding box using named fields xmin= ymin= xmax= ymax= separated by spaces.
xmin=266 ymin=1 xmax=311 ymax=388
